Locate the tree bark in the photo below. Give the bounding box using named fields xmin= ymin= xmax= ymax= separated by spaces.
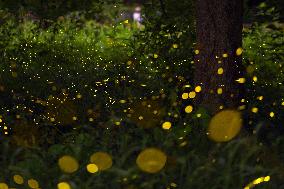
xmin=194 ymin=0 xmax=244 ymax=113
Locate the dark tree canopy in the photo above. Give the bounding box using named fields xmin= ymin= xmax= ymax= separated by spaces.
xmin=0 ymin=0 xmax=123 ymax=19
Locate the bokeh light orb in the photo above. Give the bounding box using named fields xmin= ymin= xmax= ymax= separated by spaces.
xmin=136 ymin=148 xmax=167 ymax=173
xmin=185 ymin=105 xmax=193 ymax=113
xmin=13 ymin=174 xmax=24 ymax=185
xmin=236 ymin=47 xmax=243 ymax=56
xmin=208 ymin=110 xmax=242 ymax=142
xmin=0 ymin=183 xmax=8 ymax=189
xmin=58 ymin=155 xmax=79 ymax=173
xmin=27 ymin=179 xmax=39 ymax=189
xmin=162 ymin=121 xmax=172 ymax=130
xmin=57 ymin=182 xmax=71 ymax=189
xmin=90 ymin=152 xmax=113 ymax=171
xmin=86 ymin=163 xmax=99 ymax=173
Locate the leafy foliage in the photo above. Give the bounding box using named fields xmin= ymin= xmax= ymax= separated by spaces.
xmin=0 ymin=1 xmax=284 ymax=189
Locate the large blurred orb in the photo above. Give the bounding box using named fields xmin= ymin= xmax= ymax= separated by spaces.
xmin=58 ymin=155 xmax=79 ymax=173
xmin=0 ymin=183 xmax=8 ymax=189
xmin=27 ymin=179 xmax=39 ymax=189
xmin=90 ymin=152 xmax=113 ymax=171
xmin=208 ymin=110 xmax=242 ymax=142
xmin=57 ymin=182 xmax=71 ymax=189
xmin=13 ymin=174 xmax=24 ymax=185
xmin=136 ymin=148 xmax=167 ymax=173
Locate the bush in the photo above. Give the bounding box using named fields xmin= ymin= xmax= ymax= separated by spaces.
xmin=0 ymin=3 xmax=284 ymax=189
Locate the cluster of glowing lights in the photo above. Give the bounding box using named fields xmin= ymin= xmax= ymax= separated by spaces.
xmin=0 ymin=175 xmax=40 ymax=189
xmin=0 ymin=23 xmax=282 ymax=189
xmin=1 ymin=45 xmax=281 ymax=137
xmin=57 ymin=152 xmax=113 ymax=177
xmin=244 ymin=176 xmax=270 ymax=189
xmin=55 ymin=148 xmax=168 ymax=180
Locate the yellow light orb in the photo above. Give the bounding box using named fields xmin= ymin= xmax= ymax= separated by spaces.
xmin=236 ymin=78 xmax=246 ymax=83
xmin=127 ymin=60 xmax=132 ymax=65
xmin=195 ymin=86 xmax=202 ymax=93
xmin=172 ymin=44 xmax=178 ymax=48
xmin=0 ymin=183 xmax=8 ymax=189
xmin=207 ymin=110 xmax=242 ymax=142
xmin=86 ymin=163 xmax=99 ymax=173
xmin=222 ymin=53 xmax=228 ymax=58
xmin=90 ymin=152 xmax=113 ymax=171
xmin=269 ymin=112 xmax=275 ymax=117
xmin=181 ymin=93 xmax=188 ymax=99
xmin=236 ymin=48 xmax=243 ymax=56
xmin=251 ymin=107 xmax=258 ymax=113
xmin=188 ymin=91 xmax=196 ymax=98
xmin=253 ymin=76 xmax=258 ymax=82
xmin=136 ymin=148 xmax=167 ymax=173
xmin=194 ymin=50 xmax=200 ymax=54
xmin=257 ymin=96 xmax=263 ymax=101
xmin=13 ymin=175 xmax=24 ymax=185
xmin=27 ymin=179 xmax=39 ymax=189
xmin=58 ymin=155 xmax=79 ymax=173
xmin=217 ymin=88 xmax=223 ymax=94
xmin=185 ymin=105 xmax=193 ymax=113
xmin=162 ymin=121 xmax=172 ymax=130
xmin=217 ymin=68 xmax=224 ymax=75
xmin=264 ymin=176 xmax=270 ymax=182
xmin=120 ymin=100 xmax=126 ymax=103
xmin=57 ymin=182 xmax=71 ymax=189
xmin=253 ymin=178 xmax=263 ymax=185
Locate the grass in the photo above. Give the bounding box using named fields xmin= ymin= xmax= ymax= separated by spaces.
xmin=0 ymin=13 xmax=283 ymax=189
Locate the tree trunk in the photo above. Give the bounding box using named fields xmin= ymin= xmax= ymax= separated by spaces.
xmin=194 ymin=0 xmax=244 ymax=113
